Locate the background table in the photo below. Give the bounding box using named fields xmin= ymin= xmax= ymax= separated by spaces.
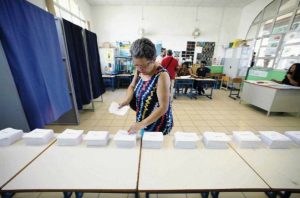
xmin=138 ymin=135 xmax=269 ymax=193
xmin=2 ymin=136 xmax=141 ymax=193
xmin=0 ymin=139 xmax=55 ymax=189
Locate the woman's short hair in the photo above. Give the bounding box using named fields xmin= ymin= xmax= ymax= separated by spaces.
xmin=130 ymin=38 xmax=156 ymax=60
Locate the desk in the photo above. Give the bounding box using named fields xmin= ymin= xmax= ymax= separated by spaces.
xmin=174 ymin=77 xmax=216 ymax=99
xmin=116 ymin=74 xmax=133 ymax=88
xmin=102 ymin=74 xmax=116 ymax=91
xmin=0 ymin=139 xmax=55 ymax=189
xmin=2 ymin=136 xmax=141 ymax=194
xmin=240 ymin=80 xmax=300 ymax=116
xmin=138 ymin=136 xmax=268 ymax=194
xmin=231 ymin=144 xmax=300 ymax=192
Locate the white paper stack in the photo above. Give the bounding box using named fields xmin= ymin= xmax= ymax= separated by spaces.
xmin=84 ymin=131 xmax=110 ymax=146
xmin=174 ymin=132 xmax=199 ymax=149
xmin=284 ymin=131 xmax=300 ymax=145
xmin=142 ymin=132 xmax=163 ymax=149
xmin=232 ymin=131 xmax=261 ymax=148
xmin=0 ymin=128 xmax=23 ymax=146
xmin=114 ymin=130 xmax=136 ymax=148
xmin=109 ymin=102 xmax=130 ymax=116
xmin=23 ymin=129 xmax=54 ymax=145
xmin=203 ymin=132 xmax=230 ymax=149
xmin=57 ymin=129 xmax=83 ymax=146
xmin=259 ymin=131 xmax=292 ymax=149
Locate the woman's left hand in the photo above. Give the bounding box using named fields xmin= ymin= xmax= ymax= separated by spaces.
xmin=128 ymin=122 xmax=145 ymax=134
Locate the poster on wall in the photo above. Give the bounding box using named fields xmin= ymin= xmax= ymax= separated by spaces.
xmin=116 ymin=41 xmax=131 ymax=57
xmin=195 ymin=42 xmax=215 ymax=65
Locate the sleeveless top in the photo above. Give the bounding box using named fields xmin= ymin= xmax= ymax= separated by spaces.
xmin=134 ymin=66 xmax=173 ymax=135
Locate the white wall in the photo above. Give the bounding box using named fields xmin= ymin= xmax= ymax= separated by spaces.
xmin=77 ymin=0 xmax=93 ymax=27
xmin=26 ymin=0 xmax=46 ymax=9
xmin=236 ymin=0 xmax=273 ymax=39
xmin=91 ymin=6 xmax=242 ymax=58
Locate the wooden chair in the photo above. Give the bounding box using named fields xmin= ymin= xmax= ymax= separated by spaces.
xmin=220 ymin=76 xmax=230 ymax=90
xmin=228 ymin=77 xmax=243 ymax=100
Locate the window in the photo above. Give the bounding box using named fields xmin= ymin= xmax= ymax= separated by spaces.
xmin=279 ymin=0 xmax=298 ymax=13
xmin=258 ymin=19 xmax=274 ymax=37
xmin=53 ymin=0 xmax=88 ymax=29
xmin=291 ymin=9 xmax=300 ymax=31
xmin=263 ymin=0 xmax=281 ymax=20
xmin=246 ymin=24 xmax=259 ymax=39
xmin=272 ymin=12 xmax=293 ymax=34
xmin=254 ymin=11 xmax=263 ymax=24
xmin=256 ymin=58 xmax=274 ymax=68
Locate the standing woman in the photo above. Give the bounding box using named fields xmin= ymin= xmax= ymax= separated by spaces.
xmin=119 ymin=38 xmax=173 ymax=135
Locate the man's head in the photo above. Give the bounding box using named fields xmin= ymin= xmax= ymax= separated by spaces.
xmin=167 ymin=49 xmax=173 ymax=56
xmin=161 ymin=48 xmax=166 ymax=57
xmin=200 ymin=60 xmax=207 ymax=68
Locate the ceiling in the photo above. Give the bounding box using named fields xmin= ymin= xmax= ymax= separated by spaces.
xmin=86 ymin=0 xmax=256 ymax=7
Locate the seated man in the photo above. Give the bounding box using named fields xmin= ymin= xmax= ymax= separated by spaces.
xmin=176 ymin=62 xmax=192 ymax=94
xmin=191 ymin=60 xmax=211 ymax=95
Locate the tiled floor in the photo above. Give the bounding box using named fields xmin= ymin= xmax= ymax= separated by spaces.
xmin=13 ymin=89 xmax=300 ymax=198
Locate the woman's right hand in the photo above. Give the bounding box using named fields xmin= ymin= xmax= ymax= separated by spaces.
xmin=118 ymin=99 xmax=130 ymax=109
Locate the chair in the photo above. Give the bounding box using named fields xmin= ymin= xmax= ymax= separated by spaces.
xmin=220 ymin=76 xmax=230 ymax=90
xmin=228 ymin=77 xmax=243 ymax=100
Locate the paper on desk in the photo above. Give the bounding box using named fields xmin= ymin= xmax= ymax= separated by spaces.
xmin=179 ymin=75 xmax=191 ymax=79
xmin=109 ymin=102 xmax=130 ymax=116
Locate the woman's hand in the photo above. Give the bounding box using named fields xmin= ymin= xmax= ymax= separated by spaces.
xmin=118 ymin=99 xmax=130 ymax=109
xmin=128 ymin=122 xmax=146 ymax=134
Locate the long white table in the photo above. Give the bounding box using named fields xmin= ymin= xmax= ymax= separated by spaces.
xmin=230 ymin=143 xmax=300 ymax=192
xmin=0 ymin=139 xmax=55 ymax=189
xmin=2 ymin=137 xmax=141 ymax=193
xmin=138 ymin=135 xmax=269 ymax=193
xmin=241 ymin=80 xmax=300 ymax=116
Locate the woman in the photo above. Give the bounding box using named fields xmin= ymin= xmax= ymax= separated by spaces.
xmin=273 ymin=63 xmax=300 ymax=86
xmin=119 ymin=38 xmax=173 ymax=135
xmin=281 ymin=63 xmax=300 ymax=86
xmin=176 ymin=62 xmax=192 ymax=94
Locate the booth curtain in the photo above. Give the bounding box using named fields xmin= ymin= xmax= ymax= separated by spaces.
xmin=0 ymin=0 xmax=72 ymax=130
xmin=85 ymin=30 xmax=106 ymax=98
xmin=62 ymin=19 xmax=92 ymax=110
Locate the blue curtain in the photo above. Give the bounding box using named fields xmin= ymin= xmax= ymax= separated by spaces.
xmin=85 ymin=30 xmax=106 ymax=98
xmin=0 ymin=0 xmax=72 ymax=130
xmin=63 ymin=19 xmax=92 ymax=110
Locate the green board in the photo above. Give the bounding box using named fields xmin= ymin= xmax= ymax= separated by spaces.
xmin=246 ymin=67 xmax=286 ymax=81
xmin=207 ymin=65 xmax=224 ymax=74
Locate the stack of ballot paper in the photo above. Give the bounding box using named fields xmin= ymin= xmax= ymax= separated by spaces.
xmin=179 ymin=75 xmax=191 ymax=79
xmin=109 ymin=102 xmax=130 ymax=116
xmin=259 ymin=131 xmax=292 ymax=149
xmin=284 ymin=131 xmax=300 ymax=145
xmin=203 ymin=132 xmax=230 ymax=149
xmin=23 ymin=129 xmax=54 ymax=145
xmin=174 ymin=132 xmax=199 ymax=149
xmin=232 ymin=131 xmax=261 ymax=148
xmin=114 ymin=130 xmax=136 ymax=148
xmin=0 ymin=128 xmax=23 ymax=146
xmin=142 ymin=132 xmax=163 ymax=149
xmin=57 ymin=129 xmax=83 ymax=146
xmin=84 ymin=131 xmax=110 ymax=146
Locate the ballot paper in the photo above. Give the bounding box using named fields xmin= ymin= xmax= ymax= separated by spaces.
xmin=57 ymin=129 xmax=83 ymax=146
xmin=232 ymin=131 xmax=261 ymax=148
xmin=0 ymin=128 xmax=23 ymax=146
xmin=174 ymin=132 xmax=199 ymax=149
xmin=284 ymin=131 xmax=300 ymax=145
xmin=179 ymin=75 xmax=191 ymax=79
xmin=84 ymin=131 xmax=110 ymax=146
xmin=114 ymin=130 xmax=136 ymax=148
xmin=203 ymin=132 xmax=230 ymax=149
xmin=259 ymin=131 xmax=292 ymax=149
xmin=109 ymin=102 xmax=130 ymax=116
xmin=142 ymin=132 xmax=163 ymax=149
xmin=23 ymin=129 xmax=54 ymax=145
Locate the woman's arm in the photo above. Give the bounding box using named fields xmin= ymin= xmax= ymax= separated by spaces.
xmin=287 ymin=74 xmax=300 ymax=86
xmin=128 ymin=72 xmax=170 ymax=133
xmin=119 ymin=70 xmax=138 ymax=108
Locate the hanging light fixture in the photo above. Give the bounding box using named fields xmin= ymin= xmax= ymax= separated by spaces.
xmin=192 ymin=6 xmax=200 ymax=39
xmin=138 ymin=6 xmax=145 ymax=37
